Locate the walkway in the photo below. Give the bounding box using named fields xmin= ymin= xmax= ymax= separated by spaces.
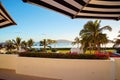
xmin=0 ymin=69 xmax=59 ymax=80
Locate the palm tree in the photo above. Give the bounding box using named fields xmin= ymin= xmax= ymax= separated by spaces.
xmin=27 ymin=38 xmax=34 ymax=50
xmin=21 ymin=40 xmax=28 ymax=50
xmin=40 ymin=39 xmax=47 ymax=52
xmin=51 ymin=40 xmax=57 ymax=48
xmin=47 ymin=39 xmax=57 ymax=48
xmin=48 ymin=39 xmax=57 ymax=52
xmin=72 ymin=36 xmax=91 ymax=54
xmin=118 ymin=31 xmax=120 ymax=37
xmin=72 ymin=37 xmax=81 ymax=48
xmin=81 ymin=35 xmax=93 ymax=54
xmin=47 ymin=39 xmax=56 ymax=45
xmin=5 ymin=40 xmax=14 ymax=52
xmin=113 ymin=31 xmax=120 ymax=47
xmin=40 ymin=39 xmax=56 ymax=52
xmin=80 ymin=20 xmax=112 ymax=52
xmin=113 ymin=39 xmax=120 ymax=48
xmin=12 ymin=37 xmax=22 ymax=52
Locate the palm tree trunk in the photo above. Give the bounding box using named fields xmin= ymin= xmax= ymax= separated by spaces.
xmin=97 ymin=43 xmax=101 ymax=53
xmin=17 ymin=46 xmax=19 ymax=52
xmin=44 ymin=45 xmax=46 ymax=52
xmin=89 ymin=43 xmax=92 ymax=54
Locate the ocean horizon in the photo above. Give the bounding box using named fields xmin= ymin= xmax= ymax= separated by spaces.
xmin=32 ymin=42 xmax=114 ymax=49
xmin=33 ymin=42 xmax=75 ymax=48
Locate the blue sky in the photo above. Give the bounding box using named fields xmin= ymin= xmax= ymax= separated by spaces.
xmin=0 ymin=0 xmax=120 ymax=42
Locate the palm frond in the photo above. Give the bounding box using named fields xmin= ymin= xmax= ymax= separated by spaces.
xmin=100 ymin=26 xmax=112 ymax=32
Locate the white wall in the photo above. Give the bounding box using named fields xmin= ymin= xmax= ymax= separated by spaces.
xmin=16 ymin=57 xmax=115 ymax=80
xmin=0 ymin=54 xmax=17 ymax=70
xmin=114 ymin=58 xmax=120 ymax=80
xmin=0 ymin=54 xmax=117 ymax=80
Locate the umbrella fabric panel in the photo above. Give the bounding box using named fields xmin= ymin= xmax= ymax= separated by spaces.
xmin=23 ymin=0 xmax=120 ymax=20
xmin=0 ymin=2 xmax=16 ymax=28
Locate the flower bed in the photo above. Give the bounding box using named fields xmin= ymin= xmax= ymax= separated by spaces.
xmin=19 ymin=52 xmax=109 ymax=59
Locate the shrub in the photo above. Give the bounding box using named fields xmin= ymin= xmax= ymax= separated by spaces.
xmin=5 ymin=51 xmax=18 ymax=54
xmin=116 ymin=48 xmax=120 ymax=53
xmin=95 ymin=53 xmax=109 ymax=59
xmin=51 ymin=48 xmax=57 ymax=52
xmin=5 ymin=52 xmax=13 ymax=54
xmin=19 ymin=52 xmax=109 ymax=59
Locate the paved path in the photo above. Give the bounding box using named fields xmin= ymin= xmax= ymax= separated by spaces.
xmin=0 ymin=69 xmax=60 ymax=80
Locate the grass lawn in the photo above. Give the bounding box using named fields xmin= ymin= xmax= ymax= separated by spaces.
xmin=47 ymin=49 xmax=70 ymax=53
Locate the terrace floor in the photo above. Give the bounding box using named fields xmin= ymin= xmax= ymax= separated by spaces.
xmin=0 ymin=69 xmax=59 ymax=80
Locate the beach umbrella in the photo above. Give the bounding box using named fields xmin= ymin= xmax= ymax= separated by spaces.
xmin=23 ymin=0 xmax=120 ymax=21
xmin=0 ymin=2 xmax=16 ymax=28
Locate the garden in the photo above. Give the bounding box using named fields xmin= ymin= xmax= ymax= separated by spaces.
xmin=0 ymin=20 xmax=120 ymax=59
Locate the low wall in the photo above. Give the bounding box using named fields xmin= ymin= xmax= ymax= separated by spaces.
xmin=114 ymin=58 xmax=120 ymax=80
xmin=0 ymin=54 xmax=17 ymax=70
xmin=0 ymin=54 xmax=116 ymax=80
xmin=16 ymin=57 xmax=115 ymax=80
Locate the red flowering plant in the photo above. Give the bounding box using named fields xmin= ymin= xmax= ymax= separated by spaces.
xmin=69 ymin=52 xmax=78 ymax=54
xmin=95 ymin=51 xmax=110 ymax=59
xmin=107 ymin=52 xmax=113 ymax=56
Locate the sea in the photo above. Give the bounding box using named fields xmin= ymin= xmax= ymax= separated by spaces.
xmin=32 ymin=42 xmax=78 ymax=49
xmin=32 ymin=42 xmax=114 ymax=49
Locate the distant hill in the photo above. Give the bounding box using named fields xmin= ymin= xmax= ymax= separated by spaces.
xmin=56 ymin=39 xmax=72 ymax=43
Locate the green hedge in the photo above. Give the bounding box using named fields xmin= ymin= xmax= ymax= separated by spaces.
xmin=5 ymin=51 xmax=18 ymax=54
xmin=116 ymin=48 xmax=120 ymax=53
xmin=19 ymin=52 xmax=109 ymax=59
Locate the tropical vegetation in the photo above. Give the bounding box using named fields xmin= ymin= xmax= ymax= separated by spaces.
xmin=113 ymin=30 xmax=120 ymax=53
xmin=4 ymin=37 xmax=34 ymax=52
xmin=12 ymin=37 xmax=22 ymax=51
xmin=113 ymin=30 xmax=120 ymax=47
xmin=72 ymin=37 xmax=81 ymax=48
xmin=19 ymin=52 xmax=109 ymax=59
xmin=1 ymin=20 xmax=120 ymax=59
xmin=27 ymin=38 xmax=34 ymax=50
xmin=75 ymin=20 xmax=112 ymax=53
xmin=40 ymin=39 xmax=56 ymax=52
xmin=5 ymin=40 xmax=14 ymax=52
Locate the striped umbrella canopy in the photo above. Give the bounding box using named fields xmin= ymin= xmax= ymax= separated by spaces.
xmin=0 ymin=2 xmax=16 ymax=28
xmin=23 ymin=0 xmax=120 ymax=21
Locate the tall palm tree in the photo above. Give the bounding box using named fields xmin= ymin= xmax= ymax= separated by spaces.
xmin=81 ymin=34 xmax=93 ymax=54
xmin=118 ymin=31 xmax=120 ymax=37
xmin=47 ymin=39 xmax=56 ymax=45
xmin=47 ymin=39 xmax=57 ymax=49
xmin=72 ymin=37 xmax=81 ymax=48
xmin=72 ymin=36 xmax=91 ymax=54
xmin=40 ymin=39 xmax=56 ymax=52
xmin=21 ymin=40 xmax=28 ymax=50
xmin=113 ymin=39 xmax=120 ymax=48
xmin=95 ymin=33 xmax=109 ymax=52
xmin=12 ymin=37 xmax=22 ymax=51
xmin=5 ymin=40 xmax=14 ymax=52
xmin=40 ymin=39 xmax=47 ymax=52
xmin=80 ymin=20 xmax=112 ymax=52
xmin=27 ymin=38 xmax=34 ymax=50
xmin=113 ymin=31 xmax=120 ymax=47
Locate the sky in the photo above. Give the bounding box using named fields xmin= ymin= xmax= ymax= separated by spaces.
xmin=0 ymin=0 xmax=120 ymax=43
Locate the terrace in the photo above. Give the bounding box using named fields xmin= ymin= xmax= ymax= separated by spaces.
xmin=0 ymin=54 xmax=120 ymax=80
xmin=0 ymin=69 xmax=58 ymax=80
xmin=0 ymin=0 xmax=120 ymax=80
